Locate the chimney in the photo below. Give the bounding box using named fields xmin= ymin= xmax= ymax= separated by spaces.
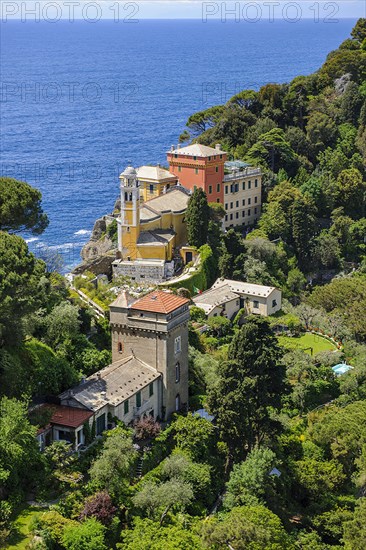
xmin=215 ymin=143 xmax=221 ymax=151
xmin=177 ymin=144 xmax=180 ymax=150
xmin=170 ymin=145 xmax=174 ymax=151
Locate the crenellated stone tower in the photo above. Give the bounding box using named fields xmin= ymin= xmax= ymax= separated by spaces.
xmin=109 ymin=290 xmax=190 ymax=419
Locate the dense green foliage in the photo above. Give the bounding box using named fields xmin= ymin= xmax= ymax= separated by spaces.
xmin=0 ymin=177 xmax=49 ymax=234
xmin=1 ymin=18 xmax=366 ymax=550
xmin=208 ymin=317 xmax=287 ymax=459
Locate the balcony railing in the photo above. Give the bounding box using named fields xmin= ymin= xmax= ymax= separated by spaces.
xmin=133 ymin=399 xmax=152 ymax=418
xmin=223 ymin=168 xmax=261 ymax=181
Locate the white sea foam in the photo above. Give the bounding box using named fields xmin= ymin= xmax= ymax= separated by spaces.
xmin=25 ymin=237 xmax=39 ymax=244
xmin=74 ymin=229 xmax=91 ymax=236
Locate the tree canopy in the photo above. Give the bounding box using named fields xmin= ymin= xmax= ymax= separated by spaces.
xmin=0 ymin=177 xmax=49 ymax=234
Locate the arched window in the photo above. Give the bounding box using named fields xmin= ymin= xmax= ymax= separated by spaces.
xmin=118 ymin=342 xmax=123 ymax=354
xmin=175 ymin=393 xmax=181 ymax=412
xmin=175 ymin=362 xmax=180 ymax=383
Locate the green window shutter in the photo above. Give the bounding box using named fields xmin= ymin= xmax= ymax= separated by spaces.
xmin=136 ymin=391 xmax=141 ymax=408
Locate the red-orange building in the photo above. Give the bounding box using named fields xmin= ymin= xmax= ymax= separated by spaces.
xmin=167 ymin=143 xmax=227 ymax=204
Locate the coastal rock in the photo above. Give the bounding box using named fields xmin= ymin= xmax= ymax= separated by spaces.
xmin=81 ymin=216 xmax=116 ymax=262
xmin=73 ymin=254 xmax=114 ymax=278
xmin=89 ymin=217 xmax=107 ymax=241
xmin=334 ymin=73 xmax=352 ymax=95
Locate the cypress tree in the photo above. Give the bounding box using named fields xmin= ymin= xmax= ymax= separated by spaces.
xmin=185 ymin=188 xmax=209 ymax=248
xmin=208 ymin=317 xmax=287 ymax=460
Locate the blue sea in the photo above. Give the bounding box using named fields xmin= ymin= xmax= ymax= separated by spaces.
xmin=0 ymin=19 xmax=356 ymax=271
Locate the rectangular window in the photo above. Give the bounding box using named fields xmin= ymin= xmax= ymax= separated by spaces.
xmin=220 ymin=154 xmax=223 ymax=159
xmin=175 ymin=363 xmax=180 ymax=383
xmin=225 ymin=185 xmax=228 ymax=194
xmin=235 ymin=183 xmax=239 ymax=193
xmin=178 ymin=166 xmax=181 ymax=172
xmin=254 ymin=207 xmax=257 ymax=214
xmin=248 ymin=181 xmax=251 ymax=189
xmin=255 ymin=179 xmax=258 ymax=187
xmin=216 ymin=198 xmax=220 ymax=203
xmin=174 ymin=154 xmax=178 ymax=158
xmin=124 ymin=400 xmax=129 ymax=415
xmin=96 ymin=414 xmax=106 ymax=435
xmin=248 ymin=209 xmax=251 ymax=216
xmin=195 ymin=168 xmax=199 ymax=175
xmin=254 ymin=196 xmax=258 ymax=203
xmin=57 ymin=429 xmax=73 ymax=443
xmin=193 ymin=156 xmax=197 ymax=161
xmin=248 ymin=198 xmax=251 ymax=205
xmin=236 ymin=200 xmax=239 ymax=207
xmin=225 ymin=214 xmax=228 ymax=221
xmin=225 ymin=203 xmax=228 ymax=209
xmin=230 ymin=202 xmax=233 ymax=209
xmin=149 ymin=382 xmax=154 ymax=397
xmin=136 ymin=391 xmax=141 ymax=408
xmin=174 ymin=336 xmax=181 ymax=354
xmin=272 ymin=299 xmax=277 ymax=308
xmin=253 ymin=300 xmax=259 ymax=309
xmin=208 ymin=185 xmax=212 ymax=194
xmin=149 ymin=184 xmax=154 ymax=193
xmin=242 ymin=199 xmax=245 ymax=206
xmin=242 ymin=211 xmax=245 ymax=217
xmin=217 ymin=183 xmax=220 ymax=192
xmin=208 ymin=156 xmax=211 ymax=161
xmin=215 ymin=166 xmax=219 ymax=173
xmin=242 ymin=182 xmax=246 ymax=191
xmin=236 ymin=212 xmax=239 ymax=219
xmin=230 ymin=213 xmax=233 ymax=220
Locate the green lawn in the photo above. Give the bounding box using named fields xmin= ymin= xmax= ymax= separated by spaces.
xmin=278 ymin=332 xmax=337 ymax=355
xmin=5 ymin=506 xmax=44 ymax=549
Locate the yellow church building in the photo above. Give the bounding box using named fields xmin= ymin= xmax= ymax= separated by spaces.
xmin=112 ymin=165 xmax=191 ymax=282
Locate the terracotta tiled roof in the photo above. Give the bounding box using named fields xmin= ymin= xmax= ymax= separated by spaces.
xmin=43 ymin=405 xmax=93 ymax=428
xmin=131 ymin=290 xmax=189 ymax=314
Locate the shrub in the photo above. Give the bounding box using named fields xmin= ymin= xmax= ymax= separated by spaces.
xmin=134 ymin=416 xmax=161 ymax=441
xmin=79 ymin=491 xmax=117 ymax=525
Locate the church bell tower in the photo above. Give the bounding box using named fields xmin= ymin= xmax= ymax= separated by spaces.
xmin=117 ymin=166 xmax=140 ymax=259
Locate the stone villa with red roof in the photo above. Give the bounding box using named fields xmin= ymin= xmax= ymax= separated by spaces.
xmin=38 ymin=290 xmax=190 ymax=449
